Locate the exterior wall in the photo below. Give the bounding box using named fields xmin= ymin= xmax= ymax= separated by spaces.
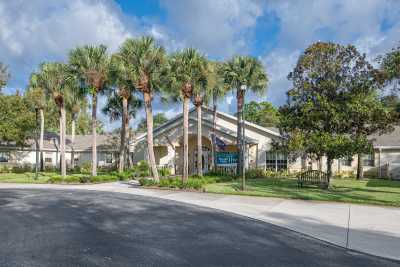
xmin=0 ymin=148 xmax=116 ymax=169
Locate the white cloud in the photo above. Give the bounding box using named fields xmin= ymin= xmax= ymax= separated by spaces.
xmin=160 ymin=0 xmax=264 ymax=57
xmin=0 ymin=0 xmax=136 ymax=88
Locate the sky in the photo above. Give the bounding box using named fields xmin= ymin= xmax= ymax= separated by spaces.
xmin=1 ymin=0 xmax=400 ymax=131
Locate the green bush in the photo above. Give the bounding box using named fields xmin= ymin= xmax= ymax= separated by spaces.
xmin=0 ymin=165 xmax=12 ymax=173
xmin=80 ymin=161 xmax=92 ymax=174
xmin=158 ymin=167 xmax=171 ymax=177
xmin=139 ymin=178 xmax=157 ymax=186
xmin=245 ymin=168 xmax=266 ymax=179
xmin=12 ymin=164 xmax=33 ymax=173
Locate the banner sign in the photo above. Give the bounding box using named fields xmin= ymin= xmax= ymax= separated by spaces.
xmin=216 ymin=152 xmax=238 ymax=166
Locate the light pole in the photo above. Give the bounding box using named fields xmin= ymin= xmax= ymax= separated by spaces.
xmin=34 ymin=108 xmax=39 ymax=180
xmin=240 ymin=85 xmax=247 ymax=191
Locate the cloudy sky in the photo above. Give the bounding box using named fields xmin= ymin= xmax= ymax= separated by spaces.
xmin=1 ymin=0 xmax=399 ymax=130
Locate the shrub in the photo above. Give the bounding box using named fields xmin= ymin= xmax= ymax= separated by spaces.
xmin=158 ymin=167 xmax=171 ymax=177
xmin=139 ymin=178 xmax=157 ymax=186
xmin=80 ymin=161 xmax=92 ymax=174
xmin=245 ymin=168 xmax=266 ymax=179
xmin=12 ymin=164 xmax=33 ymax=173
xmin=0 ymin=165 xmax=12 ymax=173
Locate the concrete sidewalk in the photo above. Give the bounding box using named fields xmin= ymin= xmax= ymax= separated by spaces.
xmin=0 ymin=182 xmax=399 ymax=261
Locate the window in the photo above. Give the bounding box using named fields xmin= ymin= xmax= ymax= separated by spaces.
xmin=266 ymin=151 xmax=287 ymax=171
xmin=45 ymin=157 xmax=52 ymax=163
xmin=105 ymin=153 xmax=113 ymax=164
xmin=363 ymin=153 xmax=374 ymax=166
xmin=340 ymin=156 xmax=353 ymax=166
xmin=0 ymin=151 xmax=10 ymax=162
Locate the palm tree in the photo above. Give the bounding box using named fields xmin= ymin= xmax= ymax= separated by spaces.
xmin=36 ymin=62 xmax=71 ymax=177
xmin=69 ymin=45 xmax=110 ymax=176
xmin=168 ymin=48 xmax=208 ymax=182
xmin=26 ymin=73 xmax=46 ymax=171
xmin=102 ymin=90 xmax=142 ymax=172
xmin=65 ymin=76 xmax=87 ymax=170
xmin=117 ymin=36 xmax=168 ymax=182
xmin=222 ymin=56 xmax=268 ymax=177
xmin=0 ymin=62 xmax=9 ymax=91
xmin=208 ymin=61 xmax=226 ymax=170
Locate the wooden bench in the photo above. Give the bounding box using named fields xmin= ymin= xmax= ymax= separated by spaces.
xmin=297 ymin=170 xmax=328 ymax=189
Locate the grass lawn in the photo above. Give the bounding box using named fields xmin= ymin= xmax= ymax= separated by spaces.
xmin=0 ymin=172 xmax=54 ymax=183
xmin=204 ymin=178 xmax=400 ymax=207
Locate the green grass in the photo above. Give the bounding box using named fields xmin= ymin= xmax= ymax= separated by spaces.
xmin=0 ymin=172 xmax=54 ymax=183
xmin=0 ymin=172 xmax=123 ymax=184
xmin=204 ymin=178 xmax=400 ymax=207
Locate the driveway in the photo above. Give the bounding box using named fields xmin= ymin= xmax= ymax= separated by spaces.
xmin=0 ymin=189 xmax=398 ymax=267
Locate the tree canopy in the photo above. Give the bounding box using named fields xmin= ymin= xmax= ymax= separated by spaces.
xmin=136 ymin=113 xmax=168 ymax=132
xmin=279 ymin=42 xmax=391 ymax=181
xmin=0 ymin=94 xmax=35 ymax=145
xmin=242 ymin=101 xmax=280 ymax=127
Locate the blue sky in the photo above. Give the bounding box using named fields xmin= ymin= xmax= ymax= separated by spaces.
xmin=1 ymin=0 xmax=399 ymax=131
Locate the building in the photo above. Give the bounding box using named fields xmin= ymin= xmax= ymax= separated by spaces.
xmin=131 ymin=106 xmax=400 ymax=179
xmin=0 ymin=133 xmax=118 ymax=169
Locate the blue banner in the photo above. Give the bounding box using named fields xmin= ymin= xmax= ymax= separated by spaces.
xmin=216 ymin=152 xmax=238 ymax=166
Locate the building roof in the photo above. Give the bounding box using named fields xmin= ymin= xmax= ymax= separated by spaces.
xmin=369 ymin=126 xmax=400 ymax=148
xmin=134 ymin=105 xmax=282 ymax=144
xmin=0 ymin=133 xmax=119 ymax=152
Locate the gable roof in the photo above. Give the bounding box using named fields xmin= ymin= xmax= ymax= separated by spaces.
xmin=369 ymin=126 xmax=400 ymax=148
xmin=134 ymin=105 xmax=281 ymax=144
xmin=0 ymin=133 xmax=119 ymax=152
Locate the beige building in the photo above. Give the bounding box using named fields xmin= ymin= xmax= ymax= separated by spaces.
xmin=131 ymin=106 xmax=400 ymax=180
xmin=0 ymin=133 xmax=118 ymax=169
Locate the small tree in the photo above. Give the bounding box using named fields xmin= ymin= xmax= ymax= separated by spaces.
xmin=136 ymin=113 xmax=168 ymax=132
xmin=102 ymin=91 xmax=142 ymax=172
xmin=242 ymin=101 xmax=280 ymax=127
xmin=0 ymin=62 xmax=10 ymax=91
xmin=280 ymin=42 xmax=378 ymax=184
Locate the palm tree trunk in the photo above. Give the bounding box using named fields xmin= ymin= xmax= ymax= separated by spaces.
xmin=183 ymin=96 xmax=189 ymax=182
xmin=196 ymin=104 xmax=203 ymax=176
xmin=119 ymin=97 xmax=128 ymax=173
xmin=144 ymin=92 xmax=159 ymax=181
xmin=236 ymin=89 xmax=244 ymax=176
xmin=211 ymin=94 xmax=217 ymax=170
xmin=71 ymin=115 xmax=76 ymax=170
xmin=91 ymin=93 xmax=97 ymax=176
xmin=60 ymin=106 xmax=66 ymax=177
xmin=39 ymin=108 xmax=44 ymax=171
xmin=357 ymin=153 xmax=364 ymax=180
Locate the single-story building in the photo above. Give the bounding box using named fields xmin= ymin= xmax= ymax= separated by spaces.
xmin=131 ymin=106 xmax=400 ymax=179
xmin=0 ymin=133 xmax=119 ymax=170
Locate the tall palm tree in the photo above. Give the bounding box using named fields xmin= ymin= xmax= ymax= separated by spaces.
xmin=168 ymin=48 xmax=208 ymax=182
xmin=65 ymin=76 xmax=87 ymax=170
xmin=102 ymin=90 xmax=142 ymax=172
xmin=36 ymin=62 xmax=71 ymax=177
xmin=117 ymin=36 xmax=168 ymax=181
xmin=26 ymin=73 xmax=46 ymax=171
xmin=222 ymin=56 xmax=268 ymax=177
xmin=69 ymin=45 xmax=110 ymax=176
xmin=208 ymin=61 xmax=226 ymax=170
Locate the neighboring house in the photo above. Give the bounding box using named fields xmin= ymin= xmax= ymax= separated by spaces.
xmin=131 ymin=105 xmax=400 ymax=179
xmin=0 ymin=133 xmax=119 ymax=169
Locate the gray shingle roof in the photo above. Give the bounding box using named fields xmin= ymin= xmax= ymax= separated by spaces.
xmin=369 ymin=126 xmax=400 ymax=147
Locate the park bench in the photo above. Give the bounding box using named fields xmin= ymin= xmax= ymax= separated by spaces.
xmin=297 ymin=170 xmax=328 ymax=189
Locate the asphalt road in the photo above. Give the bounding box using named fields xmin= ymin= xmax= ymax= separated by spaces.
xmin=0 ymin=189 xmax=398 ymax=267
